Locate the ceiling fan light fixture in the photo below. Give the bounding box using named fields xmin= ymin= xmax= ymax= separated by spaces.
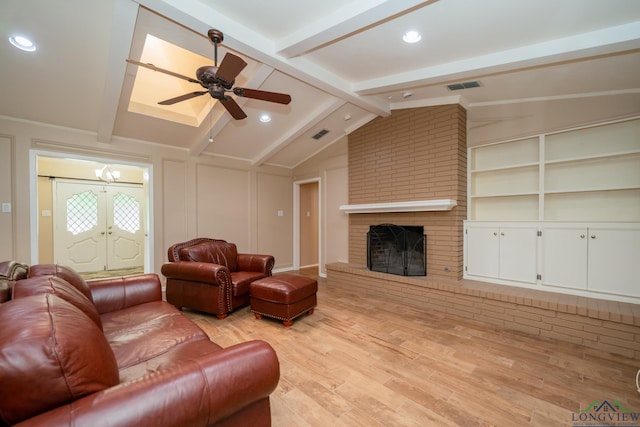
xmin=9 ymin=35 xmax=36 ymax=52
xmin=127 ymin=29 xmax=291 ymax=121
xmin=402 ymin=31 xmax=421 ymax=43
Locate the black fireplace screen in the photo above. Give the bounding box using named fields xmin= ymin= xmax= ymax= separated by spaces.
xmin=367 ymin=224 xmax=426 ymax=276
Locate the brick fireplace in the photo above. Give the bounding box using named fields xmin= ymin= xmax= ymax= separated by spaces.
xmin=345 ymin=104 xmax=467 ymax=279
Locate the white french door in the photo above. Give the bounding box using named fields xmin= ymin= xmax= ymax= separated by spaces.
xmin=54 ymin=180 xmax=146 ymax=273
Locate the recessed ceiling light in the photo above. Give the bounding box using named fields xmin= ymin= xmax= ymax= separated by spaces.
xmin=9 ymin=35 xmax=36 ymax=52
xmin=259 ymin=114 xmax=271 ymax=123
xmin=402 ymin=31 xmax=421 ymax=43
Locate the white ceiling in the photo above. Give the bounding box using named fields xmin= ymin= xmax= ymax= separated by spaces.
xmin=1 ymin=0 xmax=639 ymax=168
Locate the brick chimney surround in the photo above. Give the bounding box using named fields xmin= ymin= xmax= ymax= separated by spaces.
xmin=341 ymin=104 xmax=468 ymax=279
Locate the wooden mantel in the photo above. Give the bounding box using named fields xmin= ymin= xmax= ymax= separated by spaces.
xmin=339 ymin=199 xmax=457 ymax=214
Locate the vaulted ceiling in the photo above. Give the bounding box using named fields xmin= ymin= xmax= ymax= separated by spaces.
xmin=1 ymin=0 xmax=639 ymax=168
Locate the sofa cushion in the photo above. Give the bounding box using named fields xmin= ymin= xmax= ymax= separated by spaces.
xmin=27 ymin=263 xmax=94 ymax=303
xmin=101 ymin=301 xmax=211 ymax=369
xmin=230 ymin=271 xmax=267 ymax=296
xmin=13 ymin=275 xmax=103 ymax=330
xmin=118 ymin=338 xmax=223 ymax=383
xmin=0 ymin=294 xmax=119 ymax=425
xmin=179 ymin=241 xmax=239 ymax=272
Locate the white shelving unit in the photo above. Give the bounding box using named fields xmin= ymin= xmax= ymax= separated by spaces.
xmin=465 ymin=118 xmax=640 ymax=302
xmin=469 ymin=136 xmax=540 ymax=221
xmin=469 ymin=118 xmax=640 ymax=222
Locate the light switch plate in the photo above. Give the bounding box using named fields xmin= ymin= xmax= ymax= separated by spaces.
xmin=1 ymin=202 xmax=10 ymax=213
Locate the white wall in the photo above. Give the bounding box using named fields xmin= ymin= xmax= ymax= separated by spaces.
xmin=0 ymin=136 xmax=15 ymax=261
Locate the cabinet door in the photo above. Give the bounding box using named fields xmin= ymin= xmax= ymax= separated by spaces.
xmin=499 ymin=227 xmax=538 ymax=284
xmin=588 ymin=228 xmax=640 ymax=297
xmin=541 ymin=226 xmax=588 ymax=289
xmin=465 ymin=226 xmax=499 ymax=278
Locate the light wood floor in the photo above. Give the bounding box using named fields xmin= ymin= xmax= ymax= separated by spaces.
xmin=183 ymin=269 xmax=640 ymax=426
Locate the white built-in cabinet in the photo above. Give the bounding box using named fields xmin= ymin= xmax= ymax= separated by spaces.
xmin=465 ymin=118 xmax=640 ymax=302
xmin=540 ymin=224 xmax=640 ymax=297
xmin=465 ymin=224 xmax=537 ymax=284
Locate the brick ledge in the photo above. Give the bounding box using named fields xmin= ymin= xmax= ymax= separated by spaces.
xmin=326 ymin=262 xmax=640 ymax=359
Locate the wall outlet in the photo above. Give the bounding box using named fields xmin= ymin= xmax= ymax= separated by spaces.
xmin=1 ymin=202 xmax=10 ymax=213
xmin=277 ymin=210 xmax=284 ymax=217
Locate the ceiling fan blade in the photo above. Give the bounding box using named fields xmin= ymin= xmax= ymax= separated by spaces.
xmin=126 ymin=59 xmax=200 ymax=84
xmin=220 ymin=96 xmax=247 ymax=120
xmin=158 ymin=91 xmax=208 ymax=105
xmin=215 ymin=53 xmax=247 ymax=84
xmin=233 ymin=87 xmax=292 ymax=105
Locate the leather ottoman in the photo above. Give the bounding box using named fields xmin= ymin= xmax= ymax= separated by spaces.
xmin=249 ymin=274 xmax=317 ymax=327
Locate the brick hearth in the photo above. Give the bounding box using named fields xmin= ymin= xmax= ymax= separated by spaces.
xmin=327 ymin=263 xmax=640 ymax=359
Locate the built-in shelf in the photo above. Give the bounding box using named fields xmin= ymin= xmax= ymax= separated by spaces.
xmin=468 ymin=118 xmax=640 ymax=221
xmin=339 ymin=199 xmax=457 ymax=214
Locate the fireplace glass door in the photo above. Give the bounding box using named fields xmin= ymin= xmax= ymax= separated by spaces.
xmin=367 ymin=224 xmax=426 ymax=276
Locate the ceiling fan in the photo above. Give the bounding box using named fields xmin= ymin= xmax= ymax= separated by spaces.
xmin=126 ymin=29 xmax=291 ymax=120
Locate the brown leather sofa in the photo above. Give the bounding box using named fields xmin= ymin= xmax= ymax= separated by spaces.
xmin=161 ymin=238 xmax=275 ymax=319
xmin=0 ymin=263 xmax=280 ymax=427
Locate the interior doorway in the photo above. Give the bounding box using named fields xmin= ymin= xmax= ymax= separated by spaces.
xmin=299 ymin=182 xmax=319 ymax=268
xmin=293 ymin=178 xmax=321 ymax=271
xmin=34 ymin=154 xmax=151 ymax=276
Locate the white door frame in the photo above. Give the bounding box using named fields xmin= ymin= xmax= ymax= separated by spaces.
xmin=293 ymin=178 xmax=322 ymax=273
xmin=29 ymin=150 xmax=154 ymax=273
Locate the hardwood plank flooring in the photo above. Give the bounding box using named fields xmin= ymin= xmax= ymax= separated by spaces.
xmin=183 ymin=269 xmax=640 ymax=426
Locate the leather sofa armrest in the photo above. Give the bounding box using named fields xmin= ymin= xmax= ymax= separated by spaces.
xmin=161 ymin=261 xmax=231 ymax=284
xmin=237 ymin=254 xmax=275 ymax=276
xmin=88 ymin=274 xmax=163 ymax=314
xmin=15 ymin=340 xmax=280 ymax=427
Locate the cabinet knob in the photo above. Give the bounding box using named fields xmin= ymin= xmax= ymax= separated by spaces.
xmin=591 ymin=235 xmax=596 ymax=239
xmin=500 ymin=232 xmax=505 ymax=236
xmin=580 ymin=234 xmax=585 ymax=239
xmin=493 ymin=232 xmax=497 ymax=236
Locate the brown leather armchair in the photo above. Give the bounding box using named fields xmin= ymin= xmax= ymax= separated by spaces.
xmin=161 ymin=238 xmax=275 ymax=319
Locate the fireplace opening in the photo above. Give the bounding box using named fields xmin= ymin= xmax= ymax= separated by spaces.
xmin=367 ymin=224 xmax=426 ymax=276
